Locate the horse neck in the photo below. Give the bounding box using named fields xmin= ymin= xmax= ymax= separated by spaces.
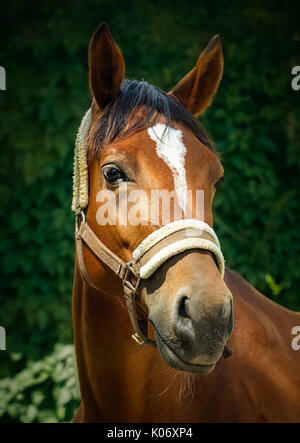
xmin=72 ymin=260 xmax=149 ymax=419
xmin=224 ymin=268 xmax=300 ymax=379
xmin=72 ymin=259 xmax=133 ymax=361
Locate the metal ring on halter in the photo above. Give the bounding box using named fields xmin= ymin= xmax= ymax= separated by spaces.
xmin=75 ymin=210 xmax=86 ymax=232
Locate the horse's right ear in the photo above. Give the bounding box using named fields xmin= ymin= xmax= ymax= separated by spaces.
xmin=88 ymin=23 xmax=125 ymax=110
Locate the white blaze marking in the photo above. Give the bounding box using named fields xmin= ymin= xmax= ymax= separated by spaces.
xmin=147 ymin=123 xmax=187 ymax=213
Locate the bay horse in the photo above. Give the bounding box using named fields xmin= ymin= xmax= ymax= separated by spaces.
xmin=72 ymin=23 xmax=300 ymax=422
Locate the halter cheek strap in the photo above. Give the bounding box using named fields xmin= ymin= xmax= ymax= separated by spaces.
xmin=75 ymin=213 xmax=150 ymax=346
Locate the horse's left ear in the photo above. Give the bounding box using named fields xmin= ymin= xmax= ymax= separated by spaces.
xmin=169 ymin=35 xmax=223 ymax=116
xmin=88 ymin=22 xmax=125 ymax=110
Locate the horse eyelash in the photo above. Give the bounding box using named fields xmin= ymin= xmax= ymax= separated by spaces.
xmin=215 ymin=176 xmax=225 ymax=188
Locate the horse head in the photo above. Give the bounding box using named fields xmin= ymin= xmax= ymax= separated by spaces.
xmin=73 ymin=23 xmax=233 ymax=374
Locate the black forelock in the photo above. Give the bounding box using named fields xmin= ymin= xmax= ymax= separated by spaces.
xmin=90 ymin=79 xmax=215 ymax=156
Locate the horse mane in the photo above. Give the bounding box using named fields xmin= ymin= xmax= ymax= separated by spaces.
xmin=89 ymin=79 xmax=216 ymax=157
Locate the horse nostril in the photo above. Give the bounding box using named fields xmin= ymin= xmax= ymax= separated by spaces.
xmin=173 ymin=295 xmax=194 ymax=344
xmin=178 ymin=296 xmax=190 ymax=320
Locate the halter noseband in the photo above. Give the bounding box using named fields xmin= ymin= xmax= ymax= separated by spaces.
xmin=72 ymin=109 xmax=233 ymax=358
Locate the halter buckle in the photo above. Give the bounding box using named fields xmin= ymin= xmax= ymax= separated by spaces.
xmin=131 ymin=333 xmax=147 ymax=346
xmin=75 ymin=210 xmax=86 ymax=232
xmin=123 ymin=261 xmax=141 ymax=298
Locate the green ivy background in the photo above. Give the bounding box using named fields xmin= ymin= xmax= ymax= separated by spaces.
xmin=0 ymin=0 xmax=299 ymax=422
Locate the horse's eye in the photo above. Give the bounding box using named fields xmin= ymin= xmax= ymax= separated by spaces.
xmin=102 ymin=164 xmax=126 ymax=185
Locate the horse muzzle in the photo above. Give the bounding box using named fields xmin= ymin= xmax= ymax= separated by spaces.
xmin=146 ymin=271 xmax=234 ymax=373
